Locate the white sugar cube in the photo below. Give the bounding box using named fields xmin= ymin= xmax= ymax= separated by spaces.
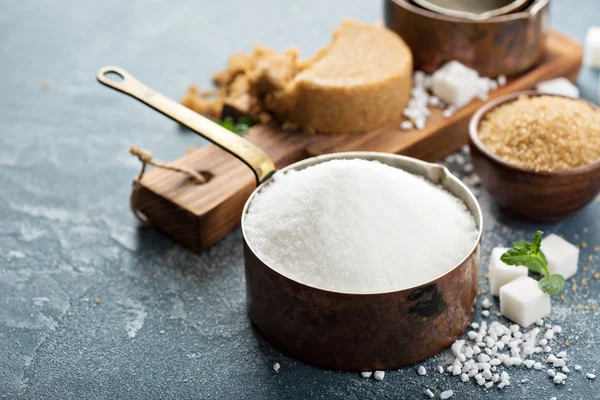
xmin=540 ymin=234 xmax=579 ymax=279
xmin=585 ymin=27 xmax=600 ymax=68
xmin=489 ymin=247 xmax=528 ymax=296
xmin=536 ymin=78 xmax=580 ymax=98
xmin=500 ymin=276 xmax=551 ymax=327
xmin=431 ymin=61 xmax=480 ymax=108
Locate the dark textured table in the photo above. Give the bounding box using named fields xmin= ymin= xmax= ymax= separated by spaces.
xmin=1 ymin=1 xmax=599 ymax=399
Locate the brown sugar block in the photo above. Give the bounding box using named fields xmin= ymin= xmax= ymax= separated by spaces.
xmin=268 ymin=20 xmax=413 ymax=133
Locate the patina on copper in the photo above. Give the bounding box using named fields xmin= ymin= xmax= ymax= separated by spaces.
xmin=242 ymin=152 xmax=483 ymax=371
xmin=384 ymin=0 xmax=550 ymax=77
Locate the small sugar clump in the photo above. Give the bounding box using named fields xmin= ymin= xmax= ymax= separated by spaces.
xmin=244 ymin=159 xmax=479 ymax=293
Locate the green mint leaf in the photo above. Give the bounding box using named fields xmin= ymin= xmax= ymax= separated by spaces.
xmin=538 ymin=274 xmax=566 ymax=296
xmin=512 ymin=241 xmax=530 ymax=250
xmin=500 ymin=248 xmax=544 ymax=273
xmin=532 ymin=231 xmax=543 ymax=252
xmin=502 ymin=231 xmax=549 ymax=274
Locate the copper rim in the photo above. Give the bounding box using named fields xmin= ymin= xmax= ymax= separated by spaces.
xmin=242 ymin=152 xmax=483 ymax=295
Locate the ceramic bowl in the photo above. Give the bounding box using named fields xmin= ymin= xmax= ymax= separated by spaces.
xmin=469 ymin=91 xmax=600 ymax=222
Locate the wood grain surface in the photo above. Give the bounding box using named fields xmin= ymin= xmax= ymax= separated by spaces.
xmin=134 ymin=30 xmax=582 ymax=253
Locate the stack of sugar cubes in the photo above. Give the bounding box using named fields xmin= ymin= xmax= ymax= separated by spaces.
xmin=489 ymin=234 xmax=579 ymax=327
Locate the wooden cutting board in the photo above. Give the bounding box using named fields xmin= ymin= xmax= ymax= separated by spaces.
xmin=132 ymin=30 xmax=582 ymax=253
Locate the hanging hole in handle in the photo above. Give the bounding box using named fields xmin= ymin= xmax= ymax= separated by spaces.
xmin=104 ymin=70 xmax=125 ymax=82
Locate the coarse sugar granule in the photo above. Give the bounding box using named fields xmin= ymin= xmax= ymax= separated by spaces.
xmin=478 ymin=95 xmax=600 ymax=172
xmin=244 ymin=159 xmax=478 ymax=294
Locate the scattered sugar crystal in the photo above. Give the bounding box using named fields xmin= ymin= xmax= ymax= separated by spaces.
xmin=489 ymin=247 xmax=528 ymax=296
xmin=537 ymin=319 xmax=544 ymax=326
xmin=437 ymin=365 xmax=444 ymax=374
xmin=553 ymin=375 xmax=564 ymax=384
xmin=534 ymin=362 xmax=543 ymax=370
xmin=575 ymin=365 xmax=582 ymax=371
xmin=547 ymin=369 xmax=556 ymax=378
xmin=418 ymin=366 xmax=427 ymax=376
xmin=273 ymin=362 xmax=280 ymax=372
xmin=546 ymin=354 xmax=557 ymax=364
xmin=460 ymin=373 xmax=469 ymax=382
xmin=442 ymin=107 xmax=456 ymax=118
xmin=245 ymin=159 xmax=478 ymax=293
xmin=361 ymin=371 xmax=372 ymax=378
xmin=464 ymin=347 xmax=474 ymax=358
xmin=544 ymin=346 xmax=552 ymax=353
xmin=482 ymin=298 xmax=491 ymax=309
xmin=562 ymin=366 xmax=570 ymax=373
xmin=524 ymin=360 xmax=536 ymax=368
xmin=424 ymin=388 xmax=434 ymax=398
xmin=553 ymin=326 xmax=562 ymax=334
xmin=471 ymin=323 xmax=479 ymax=329
xmin=497 ymin=75 xmax=507 ymax=86
xmin=556 ymin=351 xmax=567 ymax=358
xmin=500 ymin=277 xmax=551 ymax=327
xmin=540 ymin=339 xmax=548 ymax=346
xmin=540 ymin=234 xmax=579 ymax=279
xmin=440 ymin=390 xmax=454 ymax=399
xmin=484 ymin=381 xmax=493 ymax=389
xmin=553 ymin=359 xmax=565 ymax=368
xmin=400 ymin=120 xmax=414 ymax=130
xmin=585 ymin=27 xmax=600 ymax=68
xmin=373 ymin=370 xmax=385 ymax=381
xmin=587 ymin=373 xmax=597 ymax=380
xmin=482 ymin=310 xmax=490 ymax=317
xmin=536 ymin=77 xmax=580 ymax=98
xmin=428 ymin=96 xmax=441 ymax=107
xmin=451 ymin=340 xmax=465 ymax=357
xmin=478 ymin=354 xmax=491 ymax=363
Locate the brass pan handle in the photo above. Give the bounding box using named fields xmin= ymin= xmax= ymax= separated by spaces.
xmin=96 ymin=66 xmax=276 ymax=186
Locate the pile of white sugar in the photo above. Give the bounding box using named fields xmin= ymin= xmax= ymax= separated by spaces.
xmin=244 ymin=159 xmax=478 ymax=294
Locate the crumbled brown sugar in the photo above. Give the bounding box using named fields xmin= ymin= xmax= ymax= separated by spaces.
xmin=181 ymin=20 xmax=412 ymax=133
xmin=479 ymin=95 xmax=600 ymax=172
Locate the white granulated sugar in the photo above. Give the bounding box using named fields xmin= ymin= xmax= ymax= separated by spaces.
xmin=245 ymin=159 xmax=478 ymax=293
xmin=273 ymin=362 xmax=280 ymax=372
xmin=418 ymin=366 xmax=427 ymax=376
xmin=361 ymin=371 xmax=372 ymax=378
xmin=440 ymin=390 xmax=454 ymax=399
xmin=373 ymin=370 xmax=385 ymax=381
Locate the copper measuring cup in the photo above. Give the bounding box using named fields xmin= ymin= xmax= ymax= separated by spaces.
xmin=97 ymin=67 xmax=483 ymax=371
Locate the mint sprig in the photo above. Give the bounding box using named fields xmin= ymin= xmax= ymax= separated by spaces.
xmin=500 ymin=231 xmax=565 ymax=296
xmin=212 ymin=116 xmax=254 ymax=135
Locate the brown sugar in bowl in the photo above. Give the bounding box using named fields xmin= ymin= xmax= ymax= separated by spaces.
xmin=469 ymin=91 xmax=600 ymax=222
